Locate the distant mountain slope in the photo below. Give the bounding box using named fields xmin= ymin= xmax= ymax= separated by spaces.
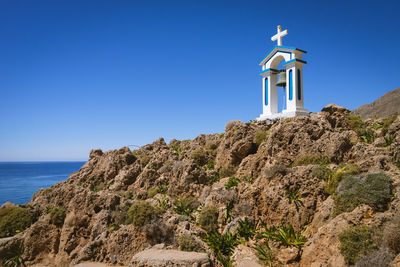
xmin=352 ymin=88 xmax=400 ymax=119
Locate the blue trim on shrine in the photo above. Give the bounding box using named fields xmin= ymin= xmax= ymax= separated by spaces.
xmin=259 ymin=45 xmax=307 ymax=65
xmin=283 ymin=58 xmax=307 ymax=65
xmin=297 ymin=69 xmax=301 ymax=100
xmin=259 ymin=68 xmax=279 ymax=74
xmin=264 ymin=78 xmax=268 ymax=105
xmin=289 ymin=70 xmax=293 ymax=101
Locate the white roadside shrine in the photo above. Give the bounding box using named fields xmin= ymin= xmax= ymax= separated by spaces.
xmin=256 ymin=25 xmax=309 ymax=121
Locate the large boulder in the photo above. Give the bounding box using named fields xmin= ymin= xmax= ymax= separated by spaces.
xmin=129 ymin=245 xmax=210 ymax=267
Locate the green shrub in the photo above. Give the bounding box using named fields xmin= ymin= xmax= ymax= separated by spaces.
xmin=173 ymin=197 xmax=199 ymax=217
xmin=1 ymin=240 xmax=24 ymax=267
xmin=156 ymin=193 xmax=169 ymax=211
xmin=108 ymin=223 xmax=120 ymax=233
xmin=256 ymin=223 xmax=307 ymax=247
xmin=237 ymin=217 xmax=256 ymax=241
xmin=224 ymin=201 xmax=234 ymax=224
xmin=219 ymin=165 xmax=237 ymax=178
xmin=272 ymin=224 xmax=307 ymax=246
xmin=254 ymin=243 xmax=274 ymax=267
xmin=324 ymin=164 xmax=360 ymax=194
xmin=198 ymin=205 xmax=219 ymax=232
xmin=359 ymin=128 xmax=376 ymax=144
xmin=339 ymin=225 xmax=377 ymax=265
xmin=190 ymin=149 xmax=207 ymax=165
xmin=347 ymin=114 xmax=365 ymax=132
xmin=312 ymin=165 xmax=333 ymax=181
xmin=146 ymin=187 xmax=158 ymax=199
xmin=381 ymin=114 xmax=398 ymax=135
xmin=111 ymin=203 xmax=131 ymax=225
xmin=285 ymin=189 xmax=303 ymax=206
xmin=224 ymin=176 xmax=241 ymax=189
xmin=204 ymin=161 xmax=215 ymax=170
xmin=177 ymin=234 xmax=202 ymax=252
xmin=202 ymin=231 xmax=239 ymax=267
xmin=206 ymin=141 xmax=218 ymax=150
xmin=292 ymin=154 xmax=329 ymax=167
xmin=206 ymin=173 xmax=220 ymax=184
xmin=241 ymin=176 xmax=253 ymax=184
xmin=383 ymin=135 xmax=395 ymax=147
xmin=127 ymin=201 xmax=158 ymax=227
xmin=333 ymin=173 xmax=393 ymax=216
xmin=92 ymin=182 xmax=106 ymax=192
xmin=140 ymin=155 xmax=151 ymax=167
xmin=347 ymin=114 xmax=377 ymax=144
xmin=48 ymin=206 xmax=67 ymax=227
xmin=0 ymin=207 xmax=32 ymax=237
xmin=254 ymin=131 xmax=268 ymax=146
xmin=170 ymin=145 xmax=183 ymax=156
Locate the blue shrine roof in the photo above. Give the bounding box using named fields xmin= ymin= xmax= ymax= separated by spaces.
xmin=259 ymin=45 xmax=307 ymax=66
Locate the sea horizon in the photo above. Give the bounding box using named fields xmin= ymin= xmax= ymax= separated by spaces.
xmin=0 ymin=161 xmax=85 ymax=205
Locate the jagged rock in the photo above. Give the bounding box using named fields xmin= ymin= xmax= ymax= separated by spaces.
xmin=232 ymin=244 xmax=262 ymax=267
xmin=0 ymin=104 xmax=399 ymax=267
xmin=300 ymin=205 xmax=372 ymax=267
xmin=0 ymin=234 xmax=23 ymax=260
xmin=129 ymin=247 xmax=210 ymax=267
xmin=276 ymin=246 xmax=299 ymax=264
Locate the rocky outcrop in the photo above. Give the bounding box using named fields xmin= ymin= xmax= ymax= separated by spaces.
xmin=1 ymin=104 xmax=400 ymax=267
xmin=130 ymin=245 xmax=210 ymax=267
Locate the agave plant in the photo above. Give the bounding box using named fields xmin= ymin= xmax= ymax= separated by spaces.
xmin=237 ymin=217 xmax=256 ymax=241
xmin=202 ymin=231 xmax=239 ymax=267
xmin=254 ymin=243 xmax=274 ymax=267
xmin=156 ymin=193 xmax=169 ymax=210
xmin=285 ymin=189 xmax=303 ymax=207
xmin=256 ymin=222 xmax=277 ymax=240
xmin=273 ymin=224 xmax=308 ymax=246
xmin=224 ymin=200 xmax=234 ymax=224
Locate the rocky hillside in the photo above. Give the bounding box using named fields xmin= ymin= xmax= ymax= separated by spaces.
xmin=352 ymin=88 xmax=400 ymax=119
xmin=1 ymin=104 xmax=400 ymax=267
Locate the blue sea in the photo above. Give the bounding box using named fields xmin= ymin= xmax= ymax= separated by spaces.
xmin=0 ymin=162 xmax=85 ymax=206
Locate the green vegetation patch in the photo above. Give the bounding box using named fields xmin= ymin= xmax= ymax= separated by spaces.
xmin=177 ymin=234 xmax=202 ymax=252
xmin=173 ymin=197 xmax=199 ymax=218
xmin=1 ymin=240 xmax=24 ymax=267
xmin=257 ymin=223 xmax=307 ymax=247
xmin=202 ymin=231 xmax=239 ymax=267
xmin=292 ymin=154 xmax=329 ymax=167
xmin=198 ymin=205 xmax=219 ymax=232
xmin=237 ymin=217 xmax=256 ymax=241
xmin=346 ymin=114 xmax=377 ymax=144
xmin=47 ymin=206 xmax=67 ymax=227
xmin=91 ymin=182 xmax=106 ymax=192
xmin=254 ymin=130 xmax=268 ymax=146
xmin=339 ymin=225 xmax=377 ymax=265
xmin=219 ymin=165 xmax=237 ymax=178
xmin=333 ymin=173 xmax=393 ymax=216
xmin=254 ymin=243 xmax=274 ymax=267
xmin=190 ymin=149 xmax=207 ymax=165
xmin=0 ymin=207 xmax=32 ymax=238
xmin=224 ymin=176 xmax=241 ymax=189
xmin=127 ymin=201 xmax=159 ymax=227
xmin=381 ymin=114 xmax=398 ymax=135
xmin=311 ymin=165 xmax=333 ymax=181
xmin=324 ymin=164 xmax=360 ymax=195
xmin=140 ymin=155 xmax=151 ymax=167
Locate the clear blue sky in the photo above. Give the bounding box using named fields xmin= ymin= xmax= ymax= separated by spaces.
xmin=1 ymin=0 xmax=399 ymax=161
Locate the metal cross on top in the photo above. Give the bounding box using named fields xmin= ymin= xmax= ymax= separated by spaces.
xmin=271 ymin=25 xmax=288 ymax=46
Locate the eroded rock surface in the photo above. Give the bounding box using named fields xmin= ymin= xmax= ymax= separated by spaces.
xmin=1 ymin=104 xmax=400 ymax=267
